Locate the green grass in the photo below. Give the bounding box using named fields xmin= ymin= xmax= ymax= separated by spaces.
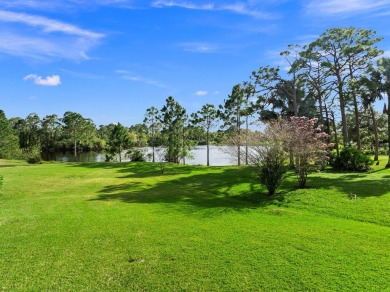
xmin=0 ymin=158 xmax=389 ymax=291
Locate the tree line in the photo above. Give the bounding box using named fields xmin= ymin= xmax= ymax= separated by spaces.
xmin=0 ymin=27 xmax=389 ymax=167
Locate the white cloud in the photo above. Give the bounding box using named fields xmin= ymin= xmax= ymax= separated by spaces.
xmin=0 ymin=10 xmax=103 ymax=39
xmin=151 ymin=1 xmax=276 ymax=19
xmin=305 ymin=0 xmax=390 ymax=15
xmin=0 ymin=0 xmax=136 ymax=10
xmin=24 ymin=74 xmax=61 ymax=86
xmin=0 ymin=10 xmax=104 ymax=60
xmin=115 ymin=70 xmax=167 ymax=88
xmin=195 ymin=90 xmax=208 ymax=96
xmin=179 ymin=42 xmax=217 ymax=53
xmin=152 ymin=1 xmax=214 ymax=10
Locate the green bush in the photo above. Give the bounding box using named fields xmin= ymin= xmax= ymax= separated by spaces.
xmin=129 ymin=149 xmax=145 ymax=162
xmin=257 ymin=148 xmax=286 ymax=196
xmin=23 ymin=145 xmax=42 ymax=164
xmin=331 ymin=147 xmax=372 ymax=172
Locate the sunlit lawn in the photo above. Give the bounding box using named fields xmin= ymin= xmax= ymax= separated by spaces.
xmin=0 ymin=158 xmax=389 ymax=290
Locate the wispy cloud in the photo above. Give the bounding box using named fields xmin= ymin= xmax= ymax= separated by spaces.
xmin=151 ymin=1 xmax=276 ymax=19
xmin=24 ymin=74 xmax=61 ymax=86
xmin=0 ymin=10 xmax=103 ymax=39
xmin=115 ymin=70 xmax=167 ymax=88
xmin=152 ymin=0 xmax=214 ymax=10
xmin=305 ymin=0 xmax=390 ymax=15
xmin=0 ymin=10 xmax=104 ymax=60
xmin=179 ymin=42 xmax=218 ymax=53
xmin=194 ymin=90 xmax=208 ymax=96
xmin=0 ymin=0 xmax=136 ymax=11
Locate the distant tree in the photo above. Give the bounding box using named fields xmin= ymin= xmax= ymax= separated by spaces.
xmin=191 ymin=104 xmax=217 ymax=166
xmin=107 ymin=123 xmax=133 ymax=162
xmin=144 ymin=106 xmax=161 ymax=162
xmin=303 ymin=27 xmax=383 ymax=147
xmin=377 ymin=57 xmax=390 ymax=168
xmin=41 ymin=114 xmax=61 ymax=152
xmin=219 ymin=84 xmax=245 ymax=166
xmin=0 ymin=110 xmax=20 ymax=159
xmin=160 ymin=96 xmax=188 ymax=164
xmin=129 ymin=124 xmax=148 ymax=147
xmin=62 ymin=111 xmax=88 ymax=156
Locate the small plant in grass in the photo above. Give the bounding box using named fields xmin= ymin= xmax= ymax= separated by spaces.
xmin=0 ymin=175 xmax=3 ymax=189
xmin=331 ymin=147 xmax=373 ymax=171
xmin=156 ymin=147 xmax=167 ymax=174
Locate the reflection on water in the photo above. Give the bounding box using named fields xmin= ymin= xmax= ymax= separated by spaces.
xmin=42 ymin=151 xmax=106 ymax=163
xmin=42 ymin=145 xmax=237 ymax=166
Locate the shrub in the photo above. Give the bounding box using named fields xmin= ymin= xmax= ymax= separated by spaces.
xmin=257 ymin=148 xmax=286 ymax=196
xmin=129 ymin=149 xmax=145 ymax=162
xmin=23 ymin=145 xmax=42 ymax=164
xmin=247 ymin=119 xmax=289 ymax=196
xmin=331 ymin=147 xmax=373 ymax=171
xmin=288 ymin=116 xmax=330 ymax=188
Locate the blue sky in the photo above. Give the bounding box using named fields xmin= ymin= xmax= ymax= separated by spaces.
xmin=0 ymin=0 xmax=389 ymax=126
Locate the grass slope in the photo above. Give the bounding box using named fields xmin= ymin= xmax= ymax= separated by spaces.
xmin=0 ymin=158 xmax=389 ymax=290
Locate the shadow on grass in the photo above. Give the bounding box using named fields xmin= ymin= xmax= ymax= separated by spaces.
xmin=80 ymin=162 xmax=284 ymax=210
xmin=305 ymin=172 xmax=390 ymax=198
xmin=76 ymin=162 xmax=389 ymax=211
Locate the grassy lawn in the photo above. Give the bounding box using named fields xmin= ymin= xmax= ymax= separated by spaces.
xmin=0 ymin=158 xmax=389 ymax=290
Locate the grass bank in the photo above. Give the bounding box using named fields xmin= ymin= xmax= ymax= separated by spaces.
xmin=0 ymin=158 xmax=389 ymax=290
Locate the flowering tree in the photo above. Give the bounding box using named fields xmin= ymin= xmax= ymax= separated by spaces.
xmin=288 ymin=116 xmax=330 ymax=188
xmin=247 ymin=119 xmax=290 ymax=195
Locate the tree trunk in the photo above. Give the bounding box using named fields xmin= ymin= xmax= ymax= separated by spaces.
xmin=369 ymin=106 xmax=379 ymax=161
xmin=324 ymin=103 xmax=331 ymax=144
xmin=349 ymin=66 xmax=361 ymax=150
xmin=352 ymin=94 xmax=361 ymax=150
xmin=74 ymin=140 xmax=77 ymax=157
xmin=331 ymin=111 xmax=340 ymax=157
xmin=206 ymin=129 xmax=210 ymax=166
xmin=386 ymin=91 xmax=390 ymax=168
xmin=335 ymin=69 xmax=349 ymax=146
xmin=245 ymin=116 xmax=249 ymax=165
xmin=236 ymin=107 xmax=241 ymax=166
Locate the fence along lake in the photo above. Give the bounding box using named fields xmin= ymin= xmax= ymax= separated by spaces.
xmin=42 ymin=145 xmax=237 ymax=166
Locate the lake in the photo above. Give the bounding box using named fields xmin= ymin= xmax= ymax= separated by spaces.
xmin=42 ymin=145 xmax=238 ymax=166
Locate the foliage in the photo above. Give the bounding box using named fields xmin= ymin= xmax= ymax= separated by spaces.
xmin=160 ymin=97 xmax=192 ymax=164
xmin=128 ymin=149 xmax=145 ymax=162
xmin=288 ymin=116 xmax=330 ymax=188
xmin=144 ymin=106 xmax=161 ymax=162
xmin=218 ymin=84 xmax=246 ymax=166
xmin=23 ymin=144 xmax=42 ymax=164
xmin=0 ymin=110 xmax=21 ymax=159
xmin=106 ymin=123 xmax=133 ymax=162
xmin=191 ymin=104 xmax=218 ymax=166
xmin=331 ymin=147 xmax=373 ymax=171
xmin=248 ymin=119 xmax=289 ymax=195
xmin=377 ymin=57 xmax=390 ymax=167
xmin=62 ymin=111 xmax=98 ymax=156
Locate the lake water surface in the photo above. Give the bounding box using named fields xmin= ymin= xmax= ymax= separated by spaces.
xmin=42 ymin=145 xmax=238 ymax=166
